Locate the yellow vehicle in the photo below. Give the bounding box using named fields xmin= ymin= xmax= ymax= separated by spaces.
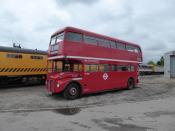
xmin=0 ymin=46 xmax=47 ymax=85
xmin=139 ymin=64 xmax=164 ymax=75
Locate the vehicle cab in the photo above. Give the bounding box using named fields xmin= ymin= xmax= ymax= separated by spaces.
xmin=46 ymin=59 xmax=83 ymax=99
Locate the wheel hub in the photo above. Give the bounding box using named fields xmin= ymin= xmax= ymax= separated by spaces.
xmin=69 ymin=87 xmax=77 ymax=96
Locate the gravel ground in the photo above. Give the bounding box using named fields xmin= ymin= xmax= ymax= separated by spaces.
xmin=0 ymin=75 xmax=175 ymax=131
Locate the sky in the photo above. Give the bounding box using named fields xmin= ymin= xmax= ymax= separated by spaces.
xmin=0 ymin=0 xmax=175 ymax=62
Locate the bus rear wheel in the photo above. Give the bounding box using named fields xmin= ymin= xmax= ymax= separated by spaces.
xmin=127 ymin=78 xmax=135 ymax=90
xmin=63 ymin=83 xmax=80 ymax=100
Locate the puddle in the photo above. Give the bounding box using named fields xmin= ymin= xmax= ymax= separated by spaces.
xmin=53 ymin=107 xmax=81 ymax=115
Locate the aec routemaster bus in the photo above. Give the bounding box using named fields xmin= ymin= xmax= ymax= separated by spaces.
xmin=46 ymin=27 xmax=142 ymax=99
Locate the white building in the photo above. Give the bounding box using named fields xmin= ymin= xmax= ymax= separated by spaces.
xmin=164 ymin=51 xmax=175 ymax=78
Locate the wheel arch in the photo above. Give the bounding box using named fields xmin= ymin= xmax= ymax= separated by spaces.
xmin=127 ymin=77 xmax=135 ymax=90
xmin=128 ymin=76 xmax=135 ymax=84
xmin=64 ymin=80 xmax=82 ymax=94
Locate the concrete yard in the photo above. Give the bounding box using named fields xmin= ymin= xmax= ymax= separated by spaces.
xmin=0 ymin=75 xmax=175 ymax=131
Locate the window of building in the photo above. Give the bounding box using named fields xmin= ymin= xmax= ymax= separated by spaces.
xmin=128 ymin=65 xmax=134 ymax=72
xmin=118 ymin=65 xmax=127 ymax=71
xmin=85 ymin=64 xmax=98 ymax=72
xmin=6 ymin=54 xmax=22 ymax=59
xmin=111 ymin=64 xmax=117 ymax=71
xmin=100 ymin=64 xmax=110 ymax=72
xmin=31 ymin=56 xmax=43 ymax=60
xmin=66 ymin=32 xmax=82 ymax=42
xmin=110 ymin=41 xmax=117 ymax=49
xmin=98 ymin=39 xmax=110 ymax=48
xmin=84 ymin=36 xmax=97 ymax=45
xmin=117 ymin=43 xmax=126 ymax=50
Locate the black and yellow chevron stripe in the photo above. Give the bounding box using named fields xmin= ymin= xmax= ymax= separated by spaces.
xmin=0 ymin=68 xmax=47 ymax=73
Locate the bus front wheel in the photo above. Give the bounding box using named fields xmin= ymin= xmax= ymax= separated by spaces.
xmin=63 ymin=83 xmax=80 ymax=100
xmin=127 ymin=78 xmax=135 ymax=90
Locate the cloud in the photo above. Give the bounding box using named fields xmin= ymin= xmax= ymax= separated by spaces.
xmin=0 ymin=0 xmax=175 ymax=62
xmin=56 ymin=0 xmax=99 ymax=6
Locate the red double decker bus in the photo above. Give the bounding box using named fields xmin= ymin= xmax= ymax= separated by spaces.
xmin=46 ymin=27 xmax=142 ymax=99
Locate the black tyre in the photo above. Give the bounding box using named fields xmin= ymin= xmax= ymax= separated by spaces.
xmin=63 ymin=83 xmax=80 ymax=100
xmin=127 ymin=78 xmax=135 ymax=90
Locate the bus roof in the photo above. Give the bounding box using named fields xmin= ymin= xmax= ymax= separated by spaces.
xmin=51 ymin=26 xmax=140 ymax=48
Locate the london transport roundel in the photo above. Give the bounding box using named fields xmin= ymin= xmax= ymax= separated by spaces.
xmin=103 ymin=73 xmax=108 ymax=80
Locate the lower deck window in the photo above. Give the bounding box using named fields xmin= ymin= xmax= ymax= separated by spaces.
xmin=100 ymin=64 xmax=110 ymax=72
xmin=48 ymin=60 xmax=83 ymax=73
xmin=128 ymin=65 xmax=134 ymax=72
xmin=74 ymin=64 xmax=82 ymax=72
xmin=118 ymin=65 xmax=127 ymax=71
xmin=111 ymin=65 xmax=117 ymax=71
xmin=85 ymin=64 xmax=98 ymax=72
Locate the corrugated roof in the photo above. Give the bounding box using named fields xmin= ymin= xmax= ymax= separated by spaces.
xmin=0 ymin=46 xmax=47 ymax=55
xmin=165 ymin=50 xmax=175 ymax=55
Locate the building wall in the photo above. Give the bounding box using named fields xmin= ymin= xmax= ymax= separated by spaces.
xmin=164 ymin=51 xmax=175 ymax=78
xmin=170 ymin=55 xmax=175 ymax=78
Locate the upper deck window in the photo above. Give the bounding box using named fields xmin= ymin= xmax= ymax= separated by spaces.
xmin=110 ymin=41 xmax=117 ymax=49
xmin=117 ymin=43 xmax=126 ymax=50
xmin=126 ymin=45 xmax=142 ymax=53
xmin=84 ymin=36 xmax=97 ymax=45
xmin=51 ymin=36 xmax=56 ymax=45
xmin=98 ymin=39 xmax=110 ymax=48
xmin=126 ymin=45 xmax=136 ymax=52
xmin=136 ymin=47 xmax=141 ymax=53
xmin=66 ymin=32 xmax=82 ymax=42
xmin=50 ymin=32 xmax=64 ymax=45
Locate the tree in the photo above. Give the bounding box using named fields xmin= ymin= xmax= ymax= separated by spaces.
xmin=160 ymin=56 xmax=164 ymax=66
xmin=157 ymin=56 xmax=164 ymax=66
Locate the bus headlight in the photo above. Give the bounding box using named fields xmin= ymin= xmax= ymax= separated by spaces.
xmin=56 ymin=83 xmax=60 ymax=88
